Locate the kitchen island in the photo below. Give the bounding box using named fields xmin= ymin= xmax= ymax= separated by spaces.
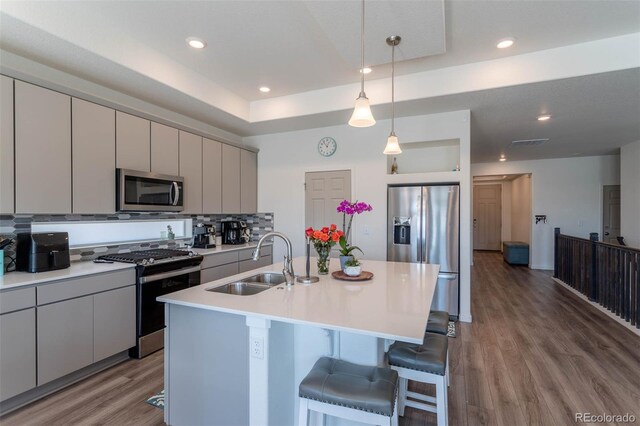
xmin=159 ymin=257 xmax=439 ymax=426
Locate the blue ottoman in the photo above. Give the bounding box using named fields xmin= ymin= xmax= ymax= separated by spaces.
xmin=503 ymin=241 xmax=529 ymax=265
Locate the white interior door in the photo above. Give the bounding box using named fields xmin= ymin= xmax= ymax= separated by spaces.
xmin=603 ymin=185 xmax=621 ymax=244
xmin=473 ymin=184 xmax=502 ymax=250
xmin=304 ymin=170 xmax=351 ymax=232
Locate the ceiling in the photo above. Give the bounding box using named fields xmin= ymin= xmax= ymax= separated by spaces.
xmin=1 ymin=0 xmax=639 ymax=163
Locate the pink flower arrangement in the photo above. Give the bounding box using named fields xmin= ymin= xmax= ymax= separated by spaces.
xmin=337 ymin=200 xmax=373 ymax=242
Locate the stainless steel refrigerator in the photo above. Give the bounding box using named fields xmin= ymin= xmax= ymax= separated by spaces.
xmin=387 ymin=185 xmax=460 ymax=318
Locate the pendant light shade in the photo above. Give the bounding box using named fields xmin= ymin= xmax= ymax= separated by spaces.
xmin=349 ymin=0 xmax=375 ymax=128
xmin=383 ymin=35 xmax=402 ymax=155
xmin=383 ymin=132 xmax=402 ymax=155
xmin=349 ymin=94 xmax=376 ymax=127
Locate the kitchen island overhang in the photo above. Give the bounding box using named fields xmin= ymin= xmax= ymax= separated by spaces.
xmin=159 ymin=257 xmax=439 ymax=426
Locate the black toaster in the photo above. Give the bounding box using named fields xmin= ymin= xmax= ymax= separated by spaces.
xmin=16 ymin=232 xmax=71 ymax=273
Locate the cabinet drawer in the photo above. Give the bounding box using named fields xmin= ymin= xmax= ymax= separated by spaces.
xmin=238 ymin=256 xmax=273 ymax=273
xmin=0 ymin=287 xmax=36 ymax=314
xmin=201 ymin=251 xmax=239 ymax=269
xmin=37 ymin=269 xmax=135 ymax=305
xmin=201 ymin=263 xmax=239 ymax=284
xmin=238 ymin=245 xmax=271 ymax=261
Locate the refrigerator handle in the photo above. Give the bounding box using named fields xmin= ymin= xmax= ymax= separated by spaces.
xmin=417 ymin=193 xmax=423 ymax=263
xmin=438 ymin=273 xmax=458 ymax=280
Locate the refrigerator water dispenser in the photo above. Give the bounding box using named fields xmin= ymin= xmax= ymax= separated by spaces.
xmin=393 ymin=217 xmax=411 ymax=245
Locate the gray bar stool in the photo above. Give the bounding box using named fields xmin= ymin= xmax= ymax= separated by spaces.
xmin=298 ymin=357 xmax=399 ymax=426
xmin=387 ymin=332 xmax=449 ymax=426
xmin=426 ymin=310 xmax=449 ymax=335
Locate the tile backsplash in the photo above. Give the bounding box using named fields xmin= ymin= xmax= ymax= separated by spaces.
xmin=0 ymin=212 xmax=273 ymax=268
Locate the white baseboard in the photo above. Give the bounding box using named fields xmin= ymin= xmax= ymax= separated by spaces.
xmin=552 ymin=277 xmax=640 ymax=337
xmin=458 ymin=313 xmax=472 ymax=323
xmin=530 ymin=263 xmax=553 ymax=270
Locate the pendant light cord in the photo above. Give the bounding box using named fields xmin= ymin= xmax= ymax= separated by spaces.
xmin=391 ymin=41 xmax=395 ymax=133
xmin=360 ymin=0 xmax=365 ymax=95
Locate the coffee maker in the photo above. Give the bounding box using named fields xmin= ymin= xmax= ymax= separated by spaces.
xmin=192 ymin=223 xmax=216 ymax=248
xmin=221 ymin=220 xmax=249 ymax=245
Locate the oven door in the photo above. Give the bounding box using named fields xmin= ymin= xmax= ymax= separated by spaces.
xmin=138 ymin=266 xmax=201 ymax=338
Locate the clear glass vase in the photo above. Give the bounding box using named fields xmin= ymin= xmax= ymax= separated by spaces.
xmin=315 ymin=243 xmax=330 ymax=275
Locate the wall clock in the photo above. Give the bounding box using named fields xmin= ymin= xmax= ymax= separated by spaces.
xmin=318 ymin=137 xmax=337 ymax=157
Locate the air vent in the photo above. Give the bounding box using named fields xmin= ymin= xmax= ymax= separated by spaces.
xmin=510 ymin=138 xmax=549 ymax=147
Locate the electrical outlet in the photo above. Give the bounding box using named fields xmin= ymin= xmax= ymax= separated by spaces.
xmin=251 ymin=336 xmax=264 ymax=359
xmin=363 ymin=226 xmax=370 ymax=236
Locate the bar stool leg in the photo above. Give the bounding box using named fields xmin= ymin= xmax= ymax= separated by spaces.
xmin=298 ymin=397 xmax=309 ymax=426
xmin=435 ymin=375 xmax=447 ymax=426
xmin=391 ymin=396 xmax=399 ymax=426
xmin=397 ymin=376 xmax=408 ymax=416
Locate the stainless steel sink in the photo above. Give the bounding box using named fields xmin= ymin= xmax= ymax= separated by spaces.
xmin=206 ymin=272 xmax=286 ymax=296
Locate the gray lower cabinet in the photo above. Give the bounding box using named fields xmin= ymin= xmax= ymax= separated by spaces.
xmin=240 ymin=150 xmax=258 ymax=213
xmin=0 ymin=308 xmax=36 ymax=401
xmin=238 ymin=256 xmax=272 ymax=273
xmin=72 ymin=98 xmax=116 ymax=214
xmin=116 ymin=111 xmax=150 ymax=171
xmin=37 ymin=295 xmax=94 ymax=386
xmin=201 ymin=247 xmax=273 ymax=283
xmin=221 ymin=144 xmax=241 ymax=213
xmin=0 ymin=76 xmax=14 ymax=214
xmin=201 ymin=262 xmax=239 ymax=283
xmin=15 ymin=81 xmax=71 ymax=214
xmin=179 ymin=131 xmax=203 ymax=214
xmin=94 ymin=286 xmax=136 ymax=362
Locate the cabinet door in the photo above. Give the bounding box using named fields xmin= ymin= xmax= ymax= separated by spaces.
xmin=0 ymin=308 xmax=36 ymax=401
xmin=72 ymin=98 xmax=116 ymax=213
xmin=221 ymin=144 xmax=241 ymax=213
xmin=238 ymin=257 xmax=272 ymax=273
xmin=240 ymin=150 xmax=257 ymax=213
xmin=15 ymin=81 xmax=71 ymax=214
xmin=203 ymin=138 xmax=222 ymax=213
xmin=201 ymin=262 xmax=239 ymax=284
xmin=179 ymin=131 xmax=203 ymax=214
xmin=116 ymin=111 xmax=150 ymax=171
xmin=0 ymin=76 xmax=13 ymax=214
xmin=151 ymin=122 xmax=179 ymax=175
xmin=37 ymin=296 xmax=94 ymax=385
xmin=94 ymin=286 xmax=136 ymax=362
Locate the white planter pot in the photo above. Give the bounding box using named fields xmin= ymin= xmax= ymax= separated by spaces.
xmin=344 ymin=265 xmax=361 ymax=276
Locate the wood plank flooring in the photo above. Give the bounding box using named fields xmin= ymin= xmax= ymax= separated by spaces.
xmin=3 ymin=251 xmax=639 ymax=425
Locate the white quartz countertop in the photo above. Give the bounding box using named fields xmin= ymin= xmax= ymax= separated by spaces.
xmin=158 ymin=257 xmax=440 ymax=344
xmin=0 ymin=242 xmax=270 ymax=290
xmin=0 ymin=261 xmax=136 ymax=290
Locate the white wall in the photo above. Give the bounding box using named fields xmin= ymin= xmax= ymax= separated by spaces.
xmin=621 ymin=141 xmax=640 ymax=248
xmin=472 ymin=155 xmax=620 ymax=269
xmin=511 ymin=174 xmax=532 ymax=244
xmin=244 ymin=110 xmax=473 ymax=322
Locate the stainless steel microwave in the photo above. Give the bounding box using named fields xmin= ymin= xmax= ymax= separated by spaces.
xmin=116 ymin=169 xmax=184 ymax=212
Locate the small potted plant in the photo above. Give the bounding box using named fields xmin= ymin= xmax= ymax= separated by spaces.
xmin=338 ymin=235 xmax=363 ymax=271
xmin=343 ymin=257 xmax=362 ymax=277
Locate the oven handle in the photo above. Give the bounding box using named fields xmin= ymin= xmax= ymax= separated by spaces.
xmin=139 ymin=265 xmax=201 ymax=284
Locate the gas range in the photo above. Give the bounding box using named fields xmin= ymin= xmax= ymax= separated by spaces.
xmin=97 ymin=248 xmax=203 ymax=275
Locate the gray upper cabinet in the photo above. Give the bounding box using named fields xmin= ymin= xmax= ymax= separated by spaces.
xmin=221 ymin=144 xmax=241 ymax=213
xmin=37 ymin=295 xmax=94 ymax=386
xmin=240 ymin=150 xmax=258 ymax=213
xmin=0 ymin=308 xmax=36 ymax=401
xmin=72 ymin=98 xmax=116 ymax=214
xmin=15 ymin=81 xmax=71 ymax=214
xmin=116 ymin=111 xmax=150 ymax=172
xmin=179 ymin=131 xmax=203 ymax=214
xmin=203 ymin=138 xmax=222 ymax=213
xmin=151 ymin=122 xmax=179 ymax=175
xmin=0 ymin=76 xmax=13 ymax=214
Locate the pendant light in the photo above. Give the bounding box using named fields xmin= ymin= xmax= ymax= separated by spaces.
xmin=383 ymin=35 xmax=402 ymax=155
xmin=348 ymin=0 xmax=376 ymax=127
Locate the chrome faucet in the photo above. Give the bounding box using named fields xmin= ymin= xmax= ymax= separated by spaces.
xmin=252 ymin=232 xmax=295 ymax=286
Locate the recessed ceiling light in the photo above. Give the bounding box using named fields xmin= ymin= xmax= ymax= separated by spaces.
xmin=503 ymin=175 xmax=507 ymax=179
xmin=499 ymin=155 xmax=507 ymax=162
xmin=360 ymin=67 xmax=372 ymax=74
xmin=186 ymin=37 xmax=206 ymax=49
xmin=537 ymin=114 xmax=552 ymax=121
xmin=496 ymin=38 xmax=515 ymax=49
xmin=259 ymin=86 xmax=271 ymax=93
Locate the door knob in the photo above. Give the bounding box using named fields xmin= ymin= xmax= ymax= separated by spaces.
xmin=605 ymin=232 xmax=610 ymax=236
